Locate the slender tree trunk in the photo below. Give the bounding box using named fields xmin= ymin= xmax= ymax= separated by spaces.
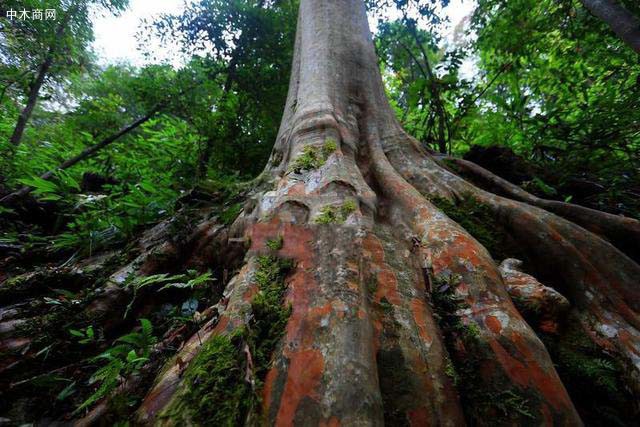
xmin=2 ymin=0 xmax=640 ymax=425
xmin=8 ymin=55 xmax=54 ymax=147
xmin=8 ymin=6 xmax=73 ymax=148
xmin=581 ymin=0 xmax=640 ymax=54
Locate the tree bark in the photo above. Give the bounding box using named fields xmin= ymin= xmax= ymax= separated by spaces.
xmin=2 ymin=0 xmax=640 ymax=425
xmin=581 ymin=0 xmax=640 ymax=54
xmin=135 ymin=0 xmax=586 ymax=424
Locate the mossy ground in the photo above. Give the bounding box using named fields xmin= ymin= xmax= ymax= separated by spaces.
xmin=163 ymin=253 xmax=293 ymax=425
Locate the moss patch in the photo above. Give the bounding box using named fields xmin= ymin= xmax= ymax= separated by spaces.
xmin=315 ymin=200 xmax=357 ymax=224
xmin=163 ymin=255 xmax=293 ymax=424
xmin=322 ymin=139 xmax=338 ymax=157
xmin=289 ymin=139 xmax=338 ymax=174
xmin=220 ymin=203 xmax=243 ymax=225
xmin=266 ymin=236 xmax=283 ymax=251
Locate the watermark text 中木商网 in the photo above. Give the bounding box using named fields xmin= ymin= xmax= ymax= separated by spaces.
xmin=5 ymin=8 xmax=57 ymax=20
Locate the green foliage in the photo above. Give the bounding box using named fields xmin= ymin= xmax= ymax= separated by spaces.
xmin=466 ymin=0 xmax=640 ymax=216
xmin=290 ymin=146 xmax=325 ymax=173
xmin=0 ymin=0 xmax=129 ymax=112
xmin=266 ymin=235 xmax=284 ymax=251
xmin=538 ymin=318 xmax=635 ymax=425
xmin=124 ymin=270 xmax=214 ymax=318
xmin=75 ymin=319 xmax=156 ymax=415
xmin=142 ymin=0 xmax=298 ymax=176
xmin=289 ymin=139 xmax=338 ymax=173
xmin=322 ymin=138 xmax=338 ymax=156
xmin=522 ymin=177 xmax=557 ymax=197
xmin=69 ymin=326 xmax=96 ymax=345
xmin=546 ymin=322 xmax=622 ymax=395
xmin=220 ymin=203 xmax=243 ymax=226
xmin=165 ymin=332 xmax=251 ymax=426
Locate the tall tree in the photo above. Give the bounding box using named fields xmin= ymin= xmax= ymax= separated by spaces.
xmin=130 ymin=0 xmax=638 ymax=423
xmin=1 ymin=0 xmax=128 ymax=148
xmin=1 ymin=0 xmax=640 ymax=425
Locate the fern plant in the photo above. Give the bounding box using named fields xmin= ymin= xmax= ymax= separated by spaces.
xmin=74 ymin=319 xmax=156 ymax=415
xmin=123 ymin=270 xmax=214 ymax=318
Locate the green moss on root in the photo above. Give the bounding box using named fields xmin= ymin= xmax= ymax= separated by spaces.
xmin=315 ymin=200 xmax=357 ymax=224
xmin=220 ymin=203 xmax=243 ymax=225
xmin=322 ymin=138 xmax=338 ymax=157
xmin=163 ymin=255 xmax=293 ymax=424
xmin=289 ymin=139 xmax=338 ymax=173
xmin=266 ymin=236 xmax=284 ymax=251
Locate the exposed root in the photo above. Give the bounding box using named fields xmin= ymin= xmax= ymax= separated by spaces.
xmin=389 ymin=136 xmax=640 ymax=403
xmin=445 ymin=156 xmax=640 ymax=262
xmin=498 ymin=258 xmax=570 ymax=334
xmin=370 ymin=131 xmax=581 ymax=424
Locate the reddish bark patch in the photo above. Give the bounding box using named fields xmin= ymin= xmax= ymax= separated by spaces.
xmin=275 ymin=349 xmax=325 ymax=427
xmin=410 ymin=298 xmax=433 ymax=343
xmin=489 ymin=334 xmax=573 ymax=413
xmin=485 ymin=315 xmax=502 ymax=335
xmin=319 ymin=416 xmax=341 ymax=427
xmin=408 ymin=407 xmax=429 ymax=426
xmin=375 ymin=270 xmax=401 ymax=306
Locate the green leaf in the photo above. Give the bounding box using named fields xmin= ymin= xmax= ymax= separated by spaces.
xmin=69 ymin=329 xmax=85 ymax=338
xmin=57 ymin=382 xmax=77 ymax=401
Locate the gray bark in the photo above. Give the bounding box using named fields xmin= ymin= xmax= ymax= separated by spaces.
xmin=581 ymin=0 xmax=640 ymax=54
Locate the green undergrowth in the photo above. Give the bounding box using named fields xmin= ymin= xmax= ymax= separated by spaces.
xmin=163 ymin=254 xmax=293 ymax=425
xmin=74 ymin=319 xmax=157 ymax=415
xmin=289 ymin=139 xmax=338 ymax=173
xmin=430 ymin=273 xmax=538 ymax=424
xmin=429 ymin=196 xmax=515 ymax=261
xmin=315 ymin=199 xmax=357 ymax=224
xmin=123 ymin=270 xmax=214 ymax=318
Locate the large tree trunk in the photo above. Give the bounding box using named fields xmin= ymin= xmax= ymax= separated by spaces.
xmin=2 ymin=0 xmax=640 ymax=425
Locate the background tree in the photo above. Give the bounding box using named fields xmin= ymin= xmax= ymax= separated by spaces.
xmin=145 ymin=0 xmax=298 ymax=177
xmin=1 ymin=0 xmax=128 ymax=149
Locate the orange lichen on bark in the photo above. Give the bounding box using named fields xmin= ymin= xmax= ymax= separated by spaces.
xmin=275 ymin=349 xmax=325 ymax=427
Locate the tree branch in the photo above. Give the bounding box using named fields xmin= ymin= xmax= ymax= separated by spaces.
xmin=581 ymin=0 xmax=640 ymax=54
